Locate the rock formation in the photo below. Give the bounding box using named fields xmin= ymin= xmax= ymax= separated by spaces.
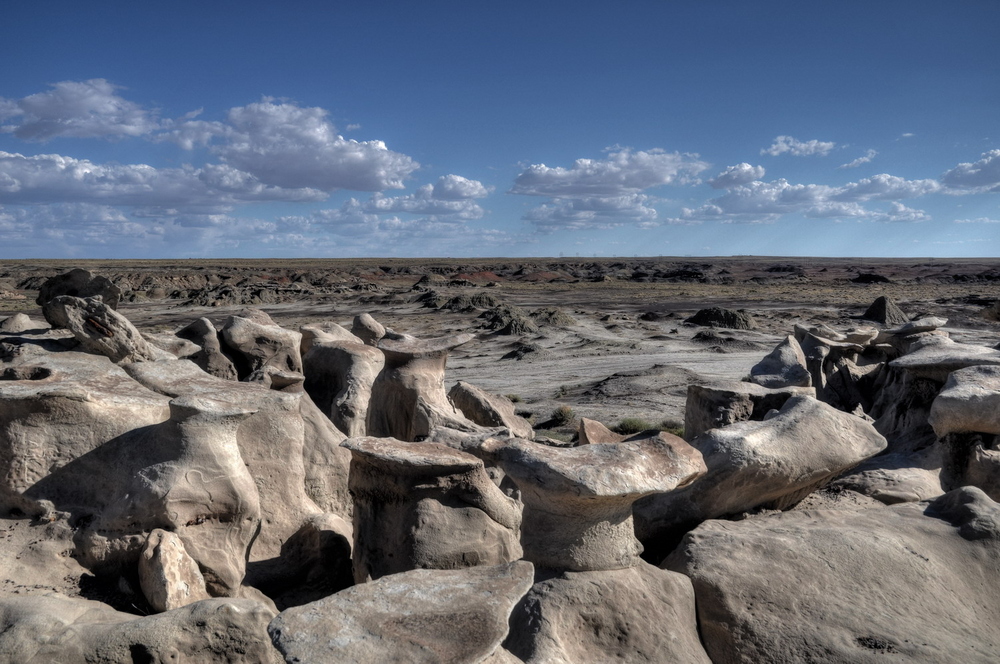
xmin=448 ymin=380 xmax=534 ymax=439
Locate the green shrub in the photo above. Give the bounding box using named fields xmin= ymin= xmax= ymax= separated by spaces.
xmin=612 ymin=417 xmax=655 ymax=435
xmin=659 ymin=417 xmax=684 ymax=438
xmin=550 ymin=405 xmax=576 ymax=426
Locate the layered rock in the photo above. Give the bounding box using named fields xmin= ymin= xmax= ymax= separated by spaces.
xmin=665 ymin=487 xmax=1000 ymax=663
xmin=42 ymin=295 xmax=159 ymax=364
xmin=636 ymin=395 xmax=887 ymax=563
xmin=448 ymin=380 xmax=534 ymax=439
xmin=684 ymin=380 xmax=815 ymax=440
xmin=343 ymin=437 xmax=522 ymax=583
xmin=269 ymin=561 xmax=534 ymax=664
xmin=36 ymin=268 xmax=122 ymax=310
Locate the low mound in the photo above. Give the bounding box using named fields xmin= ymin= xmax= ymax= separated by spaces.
xmin=685 ymin=307 xmax=757 ymax=330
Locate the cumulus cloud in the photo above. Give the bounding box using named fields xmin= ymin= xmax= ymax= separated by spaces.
xmin=708 ymin=163 xmax=765 ymax=189
xmin=0 ymin=151 xmax=325 ymax=208
xmin=832 ymin=173 xmax=940 ymax=201
xmin=940 ymin=150 xmax=1000 ymax=193
xmin=213 ymin=99 xmax=419 ymax=191
xmin=839 ymin=149 xmax=877 ymax=169
xmin=524 ymin=193 xmax=657 ymax=232
xmin=0 ymin=79 xmax=160 ymax=141
xmin=510 ymin=147 xmax=708 ymax=197
xmin=761 ymin=135 xmax=836 ymax=157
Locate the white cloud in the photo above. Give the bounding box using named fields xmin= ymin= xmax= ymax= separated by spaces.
xmin=345 ymin=123 xmax=361 ymax=131
xmin=213 ymin=99 xmax=419 ymax=191
xmin=509 ymin=147 xmax=709 ymax=197
xmin=708 ymin=163 xmax=765 ymax=189
xmin=0 ymin=79 xmax=160 ymax=141
xmin=839 ymin=149 xmax=877 ymax=169
xmin=430 ymin=174 xmax=492 ymax=200
xmin=761 ymin=135 xmax=836 ymax=157
xmin=941 ymin=150 xmax=1000 ymax=193
xmin=0 ymin=150 xmax=325 ymax=208
xmin=954 ymin=217 xmax=1000 ymax=223
xmin=524 ymin=193 xmax=657 ymax=232
xmin=832 ymin=173 xmax=940 ymax=201
xmin=156 ymin=118 xmax=229 ymax=150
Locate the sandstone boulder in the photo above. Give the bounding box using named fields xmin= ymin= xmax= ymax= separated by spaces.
xmin=138 ymin=528 xmax=212 ymax=612
xmin=685 ymin=307 xmax=756 ymax=329
xmin=220 ymin=312 xmax=303 ymax=379
xmin=269 ymin=561 xmax=534 ymax=664
xmin=749 ymin=334 xmax=811 ymax=388
xmin=299 ymin=321 xmax=357 ymax=354
xmin=665 ymin=487 xmax=1000 ymax=663
xmin=0 ymin=314 xmax=38 ymax=334
xmin=36 ymin=268 xmax=122 ymax=310
xmin=175 ymin=317 xmax=238 ymax=380
xmin=929 ymin=364 xmax=1000 ymax=437
xmin=636 ymin=395 xmax=887 ymax=563
xmin=577 ymin=417 xmax=625 ymax=445
xmin=684 ymin=380 xmax=814 ymax=440
xmin=303 ymin=337 xmax=384 ymax=437
xmin=351 ymin=312 xmax=385 ymax=346
xmin=448 ymin=380 xmax=534 ymax=439
xmin=343 ymin=437 xmax=522 ymax=583
xmin=42 ymin=296 xmax=159 ymax=363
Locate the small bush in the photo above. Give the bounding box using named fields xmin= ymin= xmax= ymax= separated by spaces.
xmin=612 ymin=417 xmax=655 ymax=435
xmin=659 ymin=417 xmax=684 ymax=438
xmin=504 ymin=393 xmax=522 ymax=403
xmin=550 ymin=405 xmax=576 ymax=426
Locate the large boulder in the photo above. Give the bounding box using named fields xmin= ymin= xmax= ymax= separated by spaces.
xmin=343 ymin=437 xmax=522 ymax=583
xmin=175 ymin=317 xmax=238 ymax=380
xmin=929 ymin=365 xmax=1000 ymax=437
xmin=138 ymin=528 xmax=212 ymax=612
xmin=448 ymin=380 xmax=534 ymax=439
xmin=635 ymin=395 xmax=887 ymax=563
xmin=269 ymin=561 xmax=534 ymax=664
xmin=219 ymin=311 xmax=303 ymax=380
xmin=665 ymin=487 xmax=1000 ymax=663
xmin=302 ymin=337 xmax=384 ymax=437
xmin=485 ymin=435 xmax=705 ymax=572
xmin=0 ymin=594 xmax=279 ymax=663
xmin=41 ymin=295 xmax=159 ymax=364
xmin=684 ymin=380 xmax=814 ymax=440
xmin=35 ymin=268 xmax=122 ymax=310
xmin=749 ymin=334 xmax=811 ymax=388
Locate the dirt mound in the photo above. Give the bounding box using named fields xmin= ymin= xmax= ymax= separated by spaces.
xmin=690 ymin=329 xmax=767 ymax=352
xmin=852 ymin=273 xmax=892 ymax=284
xmin=861 ymin=295 xmax=910 ymax=325
xmin=480 ymin=304 xmax=539 ymax=335
xmin=500 ymin=341 xmax=545 ymax=361
xmin=685 ymin=307 xmax=757 ymax=330
xmin=530 ymin=308 xmax=577 ymax=327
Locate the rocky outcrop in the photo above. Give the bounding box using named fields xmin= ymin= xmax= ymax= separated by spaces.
xmin=269 ymin=561 xmax=534 ymax=663
xmin=685 ymin=307 xmax=756 ymax=330
xmin=175 ymin=317 xmax=238 ymax=380
xmin=36 ymin=268 xmax=122 ymax=309
xmin=861 ymin=294 xmax=910 ymax=325
xmin=929 ymin=365 xmax=1000 ymax=437
xmin=138 ymin=528 xmax=212 ymax=612
xmin=636 ymin=395 xmax=887 ymax=563
xmin=302 ymin=336 xmax=384 ymax=437
xmin=42 ymin=296 xmax=159 ymax=363
xmin=684 ymin=380 xmax=814 ymax=440
xmin=448 ymin=380 xmax=534 ymax=439
xmin=749 ymin=334 xmax=811 ymax=388
xmin=220 ymin=311 xmax=303 ymax=380
xmin=344 ymin=437 xmax=522 ymax=583
xmin=351 ymin=312 xmax=385 ymax=346
xmin=577 ymin=417 xmax=626 ymax=445
xmin=665 ymin=487 xmax=1000 ymax=664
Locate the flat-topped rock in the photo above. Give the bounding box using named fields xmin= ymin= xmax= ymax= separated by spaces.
xmin=930 ymin=365 xmax=1000 ymax=437
xmin=269 ymin=561 xmax=534 ymax=664
xmin=486 ymin=436 xmax=705 ymax=571
xmin=685 ymin=380 xmax=815 ymax=439
xmin=889 ymin=336 xmax=1000 ymax=381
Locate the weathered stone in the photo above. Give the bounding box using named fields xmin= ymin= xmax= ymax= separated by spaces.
xmin=141 ymin=331 xmax=202 ymax=359
xmin=749 ymin=334 xmax=812 ymax=388
xmin=485 ymin=436 xmax=705 ymax=571
xmin=351 ymin=312 xmax=386 ymax=346
xmin=42 ymin=295 xmax=159 ymax=364
xmin=449 ymin=380 xmax=534 ymax=440
xmin=861 ymin=294 xmax=910 ymax=326
xmin=577 ymin=417 xmax=626 ymax=445
xmin=665 ymin=487 xmax=1000 ymax=664
xmin=930 ymin=365 xmax=1000 ymax=437
xmin=0 ymin=313 xmax=37 ymax=334
xmin=685 ymin=307 xmax=756 ymax=329
xmin=367 ymin=332 xmax=480 ymax=441
xmin=269 ymin=561 xmax=534 ymax=664
xmin=636 ymin=395 xmax=887 ymax=563
xmin=299 ymin=321 xmax=357 ymax=355
xmin=505 ymin=564 xmax=711 ymax=664
xmin=36 ymin=268 xmax=122 ymax=310
xmin=303 ymin=338 xmax=384 ymax=437
xmin=138 ymin=528 xmax=211 ymax=612
xmin=0 ymin=594 xmax=279 ymax=663
xmin=343 ymin=437 xmax=522 ymax=582
xmin=684 ymin=380 xmax=815 ymax=440
xmin=831 ymin=448 xmax=944 ymax=505
xmin=220 ymin=312 xmax=303 ymax=380
xmin=175 ymin=317 xmax=238 ymax=380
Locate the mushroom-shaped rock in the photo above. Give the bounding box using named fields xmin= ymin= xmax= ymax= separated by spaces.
xmin=577 ymin=417 xmax=626 ymax=445
xmin=861 ymin=294 xmax=910 ymax=326
xmin=303 ymin=337 xmax=385 ymax=437
xmin=664 ymin=487 xmax=1000 ymax=664
xmin=36 ymin=268 xmax=122 ymax=309
xmin=749 ymin=334 xmax=812 ymax=389
xmin=366 ymin=332 xmax=480 ymax=441
xmin=504 ymin=564 xmax=711 ymax=664
xmin=220 ymin=313 xmax=303 ymax=380
xmin=175 ymin=317 xmax=238 ymax=380
xmin=684 ymin=380 xmax=815 ymax=440
xmin=42 ymin=295 xmax=159 ymax=363
xmin=0 ymin=350 xmax=171 ymax=513
xmin=351 ymin=312 xmax=386 ymax=346
xmin=448 ymin=380 xmax=534 ymax=440
xmin=139 ymin=528 xmax=212 ymax=612
xmin=343 ymin=437 xmax=522 ymax=583
xmin=299 ymin=321 xmax=356 ymax=355
xmin=930 ymin=365 xmax=1000 ymax=437
xmin=0 ymin=594 xmax=280 ymax=664
xmin=636 ymin=395 xmax=887 ymax=563
xmin=269 ymin=561 xmax=534 ymax=664
xmin=486 ymin=436 xmax=705 ymax=572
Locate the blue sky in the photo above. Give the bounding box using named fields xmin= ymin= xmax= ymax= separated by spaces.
xmin=1 ymin=1 xmax=998 ymax=258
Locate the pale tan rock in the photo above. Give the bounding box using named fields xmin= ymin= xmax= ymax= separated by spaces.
xmin=299 ymin=321 xmax=357 ymax=354
xmin=36 ymin=268 xmax=122 ymax=309
xmin=684 ymin=380 xmax=814 ymax=440
xmin=42 ymin=295 xmax=159 ymax=364
xmin=930 ymin=365 xmax=1000 ymax=437
xmin=367 ymin=332 xmax=481 ymax=441
xmin=485 ymin=435 xmax=705 ymax=571
xmin=343 ymin=437 xmax=522 ymax=583
xmin=138 ymin=529 xmax=211 ymax=612
xmin=505 ymin=563 xmax=711 ymax=664
xmin=636 ymin=395 xmax=887 ymax=563
xmin=175 ymin=316 xmax=238 ymax=380
xmin=351 ymin=312 xmax=386 ymax=346
xmin=0 ymin=594 xmax=280 ymax=663
xmin=0 ymin=313 xmax=37 ymax=333
xmin=220 ymin=312 xmax=303 ymax=379
xmin=269 ymin=561 xmax=534 ymax=664
xmin=665 ymin=487 xmax=1000 ymax=664
xmin=749 ymin=334 xmax=811 ymax=388
xmin=303 ymin=337 xmax=384 ymax=437
xmin=449 ymin=380 xmax=534 ymax=439
xmin=577 ymin=417 xmax=625 ymax=445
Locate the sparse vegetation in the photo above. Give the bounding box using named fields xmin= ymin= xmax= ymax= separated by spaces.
xmin=659 ymin=418 xmax=684 ymax=438
xmin=504 ymin=393 xmax=522 ymax=403
xmin=612 ymin=417 xmax=655 ymax=435
xmin=550 ymin=405 xmax=576 ymax=426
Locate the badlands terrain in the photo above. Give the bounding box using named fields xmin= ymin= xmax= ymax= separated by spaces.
xmin=0 ymin=255 xmax=997 ymax=663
